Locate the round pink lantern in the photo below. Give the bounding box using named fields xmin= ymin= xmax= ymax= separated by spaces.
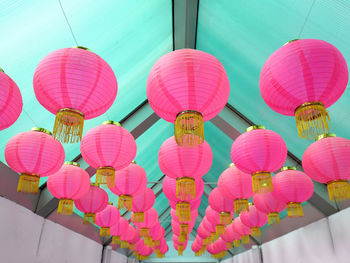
xmin=253 ymin=192 xmax=286 ymax=224
xmin=197 ymin=223 xmax=211 ymax=244
xmin=132 ymin=187 xmax=156 ymax=223
xmin=202 ymin=216 xmax=217 ymax=242
xmin=95 ymin=203 xmax=120 ymax=237
xmin=221 ymin=223 xmax=242 ymax=248
xmin=110 ymin=217 xmax=129 ymax=245
xmin=208 ymin=188 xmax=234 ymax=225
xmin=240 ymin=204 xmax=268 ymax=237
xmin=232 ymin=217 xmax=251 ymax=244
xmin=171 ymin=208 xmax=197 ymax=235
xmin=133 ymin=208 xmax=159 ymax=238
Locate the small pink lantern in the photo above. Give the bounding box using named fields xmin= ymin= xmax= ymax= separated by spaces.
xmin=80 ymin=121 xmax=136 ymax=185
xmin=129 ymin=229 xmax=141 ymax=251
xmin=202 ymin=216 xmax=217 ymax=242
xmin=208 ymin=188 xmax=234 ymax=225
xmin=33 ymin=47 xmax=118 ymax=143
xmin=302 ymin=134 xmax=350 ymax=202
xmin=172 ymin=223 xmax=189 ymax=244
xmin=197 ymin=223 xmax=211 ymax=244
xmin=132 ymin=187 xmax=155 ymax=223
xmin=260 ymin=39 xmax=349 ymax=140
xmin=174 ymin=240 xmax=187 ymax=256
xmin=206 ymin=206 xmax=233 ymax=235
xmin=272 ymin=167 xmax=314 ymax=217
xmin=158 ymin=136 xmax=212 ymax=200
xmin=0 ymin=69 xmax=23 ymax=130
xmin=221 ymin=223 xmax=242 ymax=248
xmin=150 ymin=225 xmax=165 ymax=247
xmin=5 ymin=128 xmax=65 ymax=194
xmin=240 ymin=204 xmax=268 ymax=237
xmin=95 ymin=203 xmax=120 ymax=237
xmin=147 ymin=49 xmax=230 ymax=147
xmin=121 ymin=225 xmax=136 ymax=248
xmin=171 ymin=208 xmax=197 ymax=235
xmin=231 ymin=126 xmax=287 ymax=193
xmin=47 ymin=162 xmax=90 ymax=215
xmin=110 ymin=217 xmax=129 ymax=245
xmin=253 ymin=192 xmax=286 ymax=224
xmin=169 ymin=197 xmax=201 ymax=212
xmin=108 ymin=162 xmax=147 ymax=210
xmin=218 ymin=163 xmax=253 ymax=214
xmin=133 ymin=208 xmax=159 ymax=238
xmin=232 ymin=217 xmax=251 ymax=244
xmin=74 ymin=183 xmax=109 ymax=224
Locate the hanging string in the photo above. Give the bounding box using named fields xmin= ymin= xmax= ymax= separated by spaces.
xmin=298 ymin=0 xmax=317 ymax=38
xmin=58 ymin=0 xmax=79 ymax=46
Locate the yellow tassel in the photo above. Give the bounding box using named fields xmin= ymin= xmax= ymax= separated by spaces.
xmin=176 ymin=202 xmax=191 ymax=222
xmin=287 ymin=202 xmax=303 ymax=217
xmin=216 ymin=225 xmax=225 ymax=235
xmin=155 ymin=248 xmax=160 ymax=254
xmin=234 ymin=199 xmax=249 ymax=214
xmin=233 ymin=240 xmax=241 ymax=247
xmin=210 ymin=232 xmax=218 ymax=241
xmin=327 ymin=180 xmax=350 ymax=202
xmin=175 ymin=110 xmax=204 ymax=147
xmin=118 ymin=195 xmax=132 ymax=211
xmin=57 ymin=199 xmax=73 ymax=215
xmin=83 ymin=213 xmax=96 ymax=224
xmin=140 ymin=227 xmax=149 ymax=237
xmin=17 ymin=173 xmax=40 ymax=194
xmin=176 ymin=177 xmax=196 ymax=200
xmin=121 ymin=240 xmax=128 ymax=248
xmin=53 ymin=108 xmax=84 ymax=143
xmin=295 ymin=102 xmax=330 ymax=140
xmin=154 ymin=240 xmax=160 ymax=247
xmin=97 ymin=166 xmax=115 ymax=186
xmin=268 ymin=212 xmax=280 ymax=225
xmin=144 ymin=236 xmax=153 ymax=246
xmin=241 ymin=235 xmax=250 ymax=244
xmin=179 ymin=233 xmax=187 ymax=243
xmin=132 ymin=212 xmax=144 ymax=223
xmin=252 ymin=171 xmax=273 ymax=193
xmin=219 ymin=212 xmax=231 ymax=225
xmin=195 ymin=252 xmax=200 ymax=256
xmin=178 ymin=244 xmax=184 ymax=256
xmin=112 ymin=236 xmax=120 ymax=245
xmin=180 ymin=224 xmax=189 ymax=235
xmin=226 ymin=242 xmax=233 ymax=249
xmin=251 ymin=227 xmax=261 ymax=237
xmin=100 ymin=227 xmax=110 ymax=237
xmin=129 ymin=243 xmax=135 ymax=250
xmin=203 ymin=237 xmax=210 ymax=245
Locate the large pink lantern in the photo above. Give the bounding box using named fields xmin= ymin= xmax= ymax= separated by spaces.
xmin=208 ymin=188 xmax=234 ymax=225
xmin=133 ymin=208 xmax=159 ymax=238
xmin=218 ymin=164 xmax=253 ymax=214
xmin=240 ymin=204 xmax=268 ymax=237
xmin=5 ymin=128 xmax=65 ymax=194
xmin=80 ymin=121 xmax=136 ymax=185
xmin=260 ymin=39 xmax=348 ymax=140
xmin=206 ymin=206 xmax=233 ymax=235
xmin=232 ymin=217 xmax=251 ymax=244
xmin=254 ymin=192 xmax=286 ymax=225
xmin=0 ymin=69 xmax=22 ymax=130
xmin=74 ymin=183 xmax=109 ymax=224
xmin=272 ymin=167 xmax=314 ymax=217
xmin=95 ymin=203 xmax=120 ymax=237
xmin=221 ymin=223 xmax=242 ymax=248
xmin=110 ymin=217 xmax=129 ymax=245
xmin=147 ymin=49 xmax=230 ymax=147
xmin=33 ymin=47 xmax=118 ymax=143
xmin=47 ymin=162 xmax=90 ymax=215
xmin=303 ymin=134 xmax=350 ymax=202
xmin=132 ymin=187 xmax=155 ymax=223
xmin=108 ymin=162 xmax=147 ymax=210
xmin=231 ymin=126 xmax=287 ymax=193
xmin=158 ymin=136 xmax=212 ymax=200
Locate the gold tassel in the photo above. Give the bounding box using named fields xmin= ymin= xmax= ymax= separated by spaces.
xmin=155 ymin=249 xmax=160 ymax=254
xmin=176 ymin=177 xmax=196 ymax=200
xmin=233 ymin=240 xmax=241 ymax=247
xmin=287 ymin=202 xmax=303 ymax=217
xmin=118 ymin=195 xmax=132 ymax=211
xmin=129 ymin=243 xmax=135 ymax=250
xmin=140 ymin=227 xmax=149 ymax=237
xmin=53 ymin=108 xmax=84 ymax=143
xmin=180 ymin=224 xmax=189 ymax=235
xmin=121 ymin=240 xmax=128 ymax=248
xmin=216 ymin=225 xmax=225 ymax=235
xmin=179 ymin=233 xmax=187 ymax=243
xmin=195 ymin=252 xmax=200 ymax=257
xmin=241 ymin=235 xmax=250 ymax=244
xmin=100 ymin=227 xmax=110 ymax=237
xmin=175 ymin=110 xmax=204 ymax=147
xmin=176 ymin=202 xmax=191 ymax=222
xmin=226 ymin=242 xmax=233 ymax=249
xmin=57 ymin=199 xmax=73 ymax=215
xmin=327 ymin=180 xmax=350 ymax=202
xmin=203 ymin=237 xmax=210 ymax=245
xmin=112 ymin=236 xmax=120 ymax=245
xmin=219 ymin=212 xmax=231 ymax=225
xmin=83 ymin=213 xmax=96 ymax=224
xmin=154 ymin=240 xmax=160 ymax=247
xmin=97 ymin=166 xmax=115 ymax=186
xmin=295 ymin=102 xmax=330 ymax=140
xmin=268 ymin=212 xmax=280 ymax=225
xmin=251 ymin=227 xmax=261 ymax=237
xmin=234 ymin=199 xmax=249 ymax=214
xmin=132 ymin=212 xmax=144 ymax=223
xmin=178 ymin=244 xmax=184 ymax=256
xmin=252 ymin=171 xmax=273 ymax=193
xmin=17 ymin=173 xmax=40 ymax=194
xmin=144 ymin=236 xmax=153 ymax=246
xmin=210 ymin=232 xmax=218 ymax=241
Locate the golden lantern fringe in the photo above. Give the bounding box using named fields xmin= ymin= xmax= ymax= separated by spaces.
xmin=179 ymin=233 xmax=187 ymax=243
xmin=17 ymin=173 xmax=40 ymax=194
xmin=100 ymin=227 xmax=110 ymax=237
xmin=252 ymin=171 xmax=273 ymax=193
xmin=195 ymin=252 xmax=200 ymax=257
xmin=216 ymin=225 xmax=225 ymax=235
xmin=210 ymin=232 xmax=218 ymax=241
xmin=295 ymin=102 xmax=330 ymax=140
xmin=154 ymin=240 xmax=160 ymax=247
xmin=155 ymin=249 xmax=160 ymax=254
xmin=53 ymin=108 xmax=84 ymax=143
xmin=233 ymin=240 xmax=241 ymax=247
xmin=97 ymin=166 xmax=115 ymax=186
xmin=121 ymin=240 xmax=128 ymax=248
xmin=287 ymin=202 xmax=303 ymax=217
xmin=132 ymin=212 xmax=144 ymax=223
xmin=203 ymin=237 xmax=210 ymax=245
xmin=144 ymin=236 xmax=153 ymax=246
xmin=227 ymin=242 xmax=233 ymax=249
xmin=178 ymin=244 xmax=184 ymax=256
xmin=57 ymin=199 xmax=74 ymax=215
xmin=133 ymin=251 xmax=137 ymax=257
xmin=234 ymin=199 xmax=249 ymax=214
xmin=112 ymin=236 xmax=120 ymax=245
xmin=251 ymin=227 xmax=261 ymax=237
xmin=118 ymin=195 xmax=132 ymax=211
xmin=180 ymin=224 xmax=189 ymax=235
xmin=156 ymin=253 xmax=164 ymax=258
xmin=268 ymin=212 xmax=280 ymax=225
xmin=129 ymin=243 xmax=135 ymax=250
xmin=176 ymin=202 xmax=191 ymax=222
xmin=175 ymin=110 xmax=204 ymax=147
xmin=140 ymin=227 xmax=149 ymax=237
xmin=176 ymin=177 xmax=196 ymax=200
xmin=241 ymin=235 xmax=250 ymax=244
xmin=219 ymin=212 xmax=231 ymax=225
xmin=327 ymin=180 xmax=350 ymax=202
xmin=83 ymin=213 xmax=96 ymax=224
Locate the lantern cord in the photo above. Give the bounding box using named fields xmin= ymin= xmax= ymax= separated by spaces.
xmin=58 ymin=0 xmax=79 ymax=46
xmin=298 ymin=0 xmax=317 ymax=38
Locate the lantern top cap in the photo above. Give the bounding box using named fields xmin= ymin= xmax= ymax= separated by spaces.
xmin=284 ymin=39 xmax=300 ymax=45
xmin=64 ymin=161 xmax=80 ymax=167
xmin=228 ymin=163 xmax=235 ymax=168
xmin=280 ymin=166 xmax=296 ymax=172
xmin=246 ymin=125 xmax=265 ymax=132
xmin=102 ymin=120 xmax=121 ymax=126
xmin=0 ymin=67 xmax=4 ymax=72
xmin=90 ymin=182 xmax=99 ymax=187
xmin=108 ymin=202 xmax=113 ymax=205
xmin=32 ymin=127 xmax=53 ymax=136
xmin=74 ymin=46 xmax=91 ymax=52
xmin=131 ymin=160 xmax=137 ymax=164
xmin=317 ymin=133 xmax=336 ymax=141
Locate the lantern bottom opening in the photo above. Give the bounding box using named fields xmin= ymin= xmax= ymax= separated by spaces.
xmin=252 ymin=171 xmax=273 ymax=194
xmin=327 ymin=180 xmax=350 ymax=202
xmin=17 ymin=173 xmax=40 ymax=194
xmin=287 ymin=202 xmax=303 ymax=217
xmin=234 ymin=199 xmax=249 ymax=214
xmin=100 ymin=227 xmax=110 ymax=237
xmin=118 ymin=195 xmax=132 ymax=210
xmin=176 ymin=177 xmax=196 ymax=200
xmin=268 ymin=212 xmax=280 ymax=225
xmin=175 ymin=110 xmax=204 ymax=147
xmin=97 ymin=166 xmax=115 ymax=186
xmin=83 ymin=213 xmax=96 ymax=224
xmin=58 ymin=199 xmax=73 ymax=215
xmin=53 ymin=108 xmax=84 ymax=144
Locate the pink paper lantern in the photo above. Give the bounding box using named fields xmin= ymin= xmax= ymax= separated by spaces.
xmin=253 ymin=192 xmax=286 ymax=224
xmin=150 ymin=225 xmax=165 ymax=247
xmin=202 ymin=217 xmax=217 ymax=241
xmin=231 ymin=126 xmax=287 ymax=193
xmin=197 ymin=223 xmax=211 ymax=243
xmin=5 ymin=128 xmax=65 ymax=194
xmin=110 ymin=217 xmax=129 ymax=245
xmin=221 ymin=223 xmax=242 ymax=248
xmin=132 ymin=187 xmax=155 ymax=223
xmin=95 ymin=203 xmax=120 ymax=237
xmin=108 ymin=162 xmax=147 ymax=211
xmin=33 ymin=47 xmax=118 ymax=143
xmin=0 ymin=69 xmax=22 ymax=130
xmin=260 ymin=39 xmax=349 ymax=139
xmin=80 ymin=121 xmax=136 ymax=185
xmin=208 ymin=188 xmax=234 ymax=225
xmin=171 ymin=208 xmax=197 ymax=235
xmin=218 ymin=164 xmax=253 ymax=214
xmin=120 ymin=225 xmax=136 ymax=248
xmin=173 ymin=241 xmax=187 ymax=256
xmin=133 ymin=208 xmax=159 ymax=238
xmin=47 ymin=162 xmax=89 ymax=215
xmin=302 ymin=134 xmax=350 ymax=202
xmin=129 ymin=229 xmax=141 ymax=251
xmin=232 ymin=217 xmax=251 ymax=244
xmin=206 ymin=206 xmax=233 ymax=235
xmin=147 ymin=49 xmax=230 ymax=147
xmin=158 ymin=136 xmax=212 ymax=200
xmin=74 ymin=183 xmax=109 ymax=224
xmin=240 ymin=205 xmax=268 ymax=237
xmin=272 ymin=167 xmax=314 ymax=218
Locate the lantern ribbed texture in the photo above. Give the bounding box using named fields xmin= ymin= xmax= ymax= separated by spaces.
xmin=208 ymin=188 xmax=234 ymax=225
xmin=110 ymin=217 xmax=129 ymax=245
xmin=132 ymin=188 xmax=155 ymax=223
xmin=0 ymin=70 xmax=22 ymax=130
xmin=253 ymin=192 xmax=286 ymax=224
xmin=302 ymin=136 xmax=350 ymax=202
xmin=218 ymin=164 xmax=253 ymax=214
xmin=240 ymin=205 xmax=268 ymax=237
xmin=147 ymin=49 xmax=230 ymax=147
xmin=260 ymin=39 xmax=348 ymax=139
xmin=81 ymin=122 xmax=136 ymax=185
xmin=231 ymin=127 xmax=287 ymax=193
xmin=33 ymin=47 xmax=118 ymax=143
xmin=272 ymin=168 xmax=314 ymax=218
xmin=221 ymin=223 xmax=241 ymax=245
xmin=47 ymin=163 xmax=90 ymax=215
xmin=95 ymin=204 xmax=120 ymax=237
xmin=197 ymin=223 xmax=211 ymax=240
xmin=232 ymin=217 xmax=251 ymax=244
xmin=203 ymin=217 xmax=217 ymax=238
xmin=74 ymin=184 xmax=109 ymax=224
xmin=5 ymin=129 xmax=65 ymax=194
xmin=206 ymin=206 xmax=233 ymax=235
